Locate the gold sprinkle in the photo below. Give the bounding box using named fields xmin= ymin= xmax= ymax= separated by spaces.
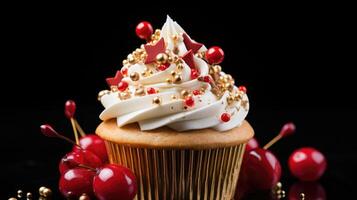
xmin=127 ymin=54 xmax=135 ymax=64
xmin=152 ymin=97 xmax=161 ymax=104
xmin=130 ymin=72 xmax=140 ymax=81
xmin=156 ymin=53 xmax=168 ymax=64
xmin=173 ymin=47 xmax=179 ymax=54
xmin=227 ymin=95 xmax=235 ymax=105
xmin=176 ymin=63 xmax=184 ymax=70
xmin=170 ymin=71 xmax=176 ymax=76
xmin=213 ymin=65 xmax=222 ymax=73
xmin=224 ymin=83 xmax=234 ymax=91
xmin=171 ymin=95 xmax=177 ymax=100
xmin=135 ymin=87 xmax=145 ymax=96
xmin=166 ymin=78 xmax=172 ymax=84
xmin=122 ymin=59 xmax=128 ymax=65
xmin=173 ymin=75 xmax=182 ymax=83
xmin=98 ymin=90 xmax=110 ymax=101
xmin=119 ymin=92 xmax=131 ymax=100
xmin=181 ymin=90 xmax=189 ymax=98
xmin=110 ymin=86 xmax=118 ymax=92
xmin=154 ymin=29 xmax=161 ymax=36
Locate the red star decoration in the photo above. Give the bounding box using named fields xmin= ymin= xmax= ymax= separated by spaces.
xmin=144 ymin=38 xmax=166 ymax=64
xmin=183 ymin=33 xmax=203 ymax=54
xmin=181 ymin=50 xmax=196 ymax=68
xmin=106 ymin=70 xmax=123 ymax=87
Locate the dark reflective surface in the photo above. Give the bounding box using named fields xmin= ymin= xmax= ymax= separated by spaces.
xmin=1 ymin=3 xmax=354 ymax=199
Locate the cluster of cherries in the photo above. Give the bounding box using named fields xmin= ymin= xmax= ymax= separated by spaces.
xmin=40 ymin=100 xmax=137 ymax=200
xmin=235 ymin=123 xmax=327 ymax=199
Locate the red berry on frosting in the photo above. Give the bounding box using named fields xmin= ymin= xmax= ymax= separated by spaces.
xmin=192 ymin=90 xmax=201 ymax=95
xmin=221 ymin=113 xmax=231 ymax=122
xmin=147 ymin=87 xmax=156 ymax=94
xmin=158 ymin=64 xmax=169 ymax=71
xmin=118 ymin=81 xmax=129 ymax=92
xmin=121 ymin=67 xmax=128 ymax=76
xmin=190 ymin=68 xmax=200 ymax=79
xmin=206 ymin=46 xmax=224 ymax=64
xmin=238 ymin=86 xmax=247 ymax=93
xmin=135 ymin=21 xmax=153 ymax=40
xmin=185 ymin=96 xmax=195 ymax=107
xmin=203 ymin=75 xmax=212 ymax=83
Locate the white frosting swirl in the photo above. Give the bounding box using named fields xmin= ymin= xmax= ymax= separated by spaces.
xmin=99 ymin=16 xmax=249 ymax=132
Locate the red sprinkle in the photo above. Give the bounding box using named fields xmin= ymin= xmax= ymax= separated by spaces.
xmin=203 ymin=75 xmax=211 ymax=83
xmin=190 ymin=68 xmax=200 ymax=79
xmin=221 ymin=113 xmax=231 ymax=122
xmin=147 ymin=87 xmax=156 ymax=94
xmin=185 ymin=96 xmax=195 ymax=107
xmin=121 ymin=67 xmax=128 ymax=76
xmin=158 ymin=64 xmax=169 ymax=71
xmin=192 ymin=90 xmax=201 ymax=95
xmin=238 ymin=86 xmax=247 ymax=93
xmin=118 ymin=81 xmax=129 ymax=92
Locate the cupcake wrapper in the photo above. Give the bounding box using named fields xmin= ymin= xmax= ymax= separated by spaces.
xmin=106 ymin=141 xmax=246 ymax=200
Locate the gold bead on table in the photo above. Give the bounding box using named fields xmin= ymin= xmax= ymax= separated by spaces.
xmin=39 ymin=186 xmax=46 ymax=196
xmin=299 ymin=193 xmax=305 ymax=200
xmin=42 ymin=188 xmax=52 ymax=197
xmin=26 ymin=192 xmax=33 ymax=199
xmin=8 ymin=198 xmax=17 ymax=200
xmin=156 ymin=53 xmax=168 ymax=64
xmin=181 ymin=90 xmax=189 ymax=98
xmin=17 ymin=190 xmax=23 ymax=198
xmin=130 ymin=72 xmax=140 ymax=81
xmin=152 ymin=96 xmax=162 ymax=105
xmin=98 ymin=90 xmax=110 ymax=101
xmin=79 ymin=193 xmax=91 ymax=200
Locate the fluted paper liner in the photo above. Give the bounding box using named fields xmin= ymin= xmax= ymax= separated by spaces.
xmin=105 ymin=142 xmax=246 ymax=200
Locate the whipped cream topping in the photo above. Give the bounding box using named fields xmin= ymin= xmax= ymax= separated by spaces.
xmin=98 ymin=16 xmax=249 ymax=132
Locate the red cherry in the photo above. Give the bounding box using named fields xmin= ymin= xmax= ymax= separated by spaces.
xmin=59 ymin=149 xmax=103 ymax=174
xmin=121 ymin=67 xmax=128 ymax=76
xmin=190 ymin=68 xmax=200 ymax=79
xmin=135 ymin=21 xmax=153 ymax=40
xmin=246 ymin=138 xmax=259 ymax=152
xmin=238 ymin=86 xmax=247 ymax=93
xmin=59 ymin=168 xmax=95 ymax=198
xmin=192 ymin=90 xmax=200 ymax=95
xmin=65 ymin=100 xmax=76 ymax=119
xmin=93 ymin=164 xmax=137 ymax=200
xmin=73 ymin=134 xmax=108 ymax=163
xmin=289 ymin=181 xmax=326 ymax=200
xmin=206 ymin=46 xmax=224 ymax=64
xmin=184 ymin=96 xmax=195 ymax=107
xmin=244 ymin=148 xmax=282 ymax=190
xmin=289 ymin=147 xmax=327 ymax=181
xmin=118 ymin=81 xmax=129 ymax=92
xmin=203 ymin=75 xmax=211 ymax=83
xmin=280 ymin=122 xmax=296 ymax=137
xmin=158 ymin=64 xmax=169 ymax=71
xmin=220 ymin=112 xmax=231 ymax=122
xmin=147 ymin=87 xmax=156 ymax=94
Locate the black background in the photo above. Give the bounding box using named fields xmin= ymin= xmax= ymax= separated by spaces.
xmin=1 ymin=2 xmax=355 ymax=199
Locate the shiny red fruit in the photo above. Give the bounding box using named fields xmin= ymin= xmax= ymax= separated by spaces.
xmin=245 ymin=148 xmax=282 ymax=190
xmin=206 ymin=46 xmax=224 ymax=64
xmin=220 ymin=112 xmax=231 ymax=122
xmin=135 ymin=21 xmax=153 ymax=40
xmin=289 ymin=181 xmax=326 ymax=200
xmin=60 ymin=149 xmax=102 ymax=174
xmin=118 ymin=81 xmax=129 ymax=92
xmin=184 ymin=96 xmax=195 ymax=107
xmin=74 ymin=134 xmax=108 ymax=163
xmin=190 ymin=68 xmax=200 ymax=79
xmin=93 ymin=164 xmax=137 ymax=200
xmin=59 ymin=168 xmax=95 ymax=198
xmin=289 ymin=147 xmax=327 ymax=181
xmin=65 ymin=100 xmax=76 ymax=119
xmin=246 ymin=138 xmax=259 ymax=152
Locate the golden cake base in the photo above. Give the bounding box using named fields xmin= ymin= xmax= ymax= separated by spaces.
xmin=96 ymin=120 xmax=254 ymax=200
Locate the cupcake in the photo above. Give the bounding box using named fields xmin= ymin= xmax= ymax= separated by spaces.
xmin=96 ymin=16 xmax=254 ymax=200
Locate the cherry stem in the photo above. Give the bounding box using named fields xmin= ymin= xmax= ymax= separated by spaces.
xmin=70 ymin=118 xmax=80 ymax=145
xmin=40 ymin=124 xmax=82 ymax=149
xmin=74 ymin=119 xmax=86 ymax=137
xmin=263 ymin=134 xmax=282 ymax=150
xmin=77 ymin=164 xmax=97 ymax=172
